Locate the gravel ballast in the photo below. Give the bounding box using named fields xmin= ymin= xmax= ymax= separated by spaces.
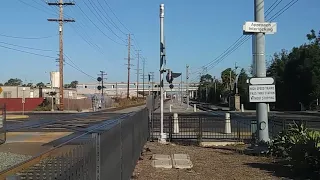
xmin=0 ymin=152 xmax=32 ymax=172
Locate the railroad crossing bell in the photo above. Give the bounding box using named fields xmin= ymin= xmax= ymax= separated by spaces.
xmin=169 ymin=84 xmax=174 ymax=89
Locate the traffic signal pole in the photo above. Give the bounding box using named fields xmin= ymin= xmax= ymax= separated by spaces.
xmin=159 ymin=4 xmax=166 ymax=142
xmin=254 ymin=0 xmax=269 ymax=142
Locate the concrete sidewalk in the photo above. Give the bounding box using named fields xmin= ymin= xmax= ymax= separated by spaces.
xmin=154 ymin=101 xmax=202 ymax=113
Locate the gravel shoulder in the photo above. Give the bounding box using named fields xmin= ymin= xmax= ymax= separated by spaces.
xmin=133 ymin=142 xmax=284 ymax=180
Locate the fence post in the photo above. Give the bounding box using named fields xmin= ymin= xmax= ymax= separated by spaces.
xmin=236 ymin=119 xmax=240 ymax=142
xmin=169 ymin=115 xmax=173 ymax=141
xmin=198 ymin=117 xmax=203 ymax=142
xmin=173 ymin=113 xmax=179 ymax=134
xmin=224 ymin=113 xmax=231 ymax=134
xmin=92 ymin=133 xmax=101 ymax=180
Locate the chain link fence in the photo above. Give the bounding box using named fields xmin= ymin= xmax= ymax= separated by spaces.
xmin=6 ymin=108 xmax=149 ymax=180
xmin=0 ymin=105 xmax=6 ymax=145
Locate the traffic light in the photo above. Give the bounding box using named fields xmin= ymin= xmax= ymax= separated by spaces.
xmin=166 ymin=70 xmax=173 ymax=83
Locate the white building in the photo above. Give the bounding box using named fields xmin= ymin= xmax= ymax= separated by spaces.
xmin=50 ymin=71 xmax=60 ymax=88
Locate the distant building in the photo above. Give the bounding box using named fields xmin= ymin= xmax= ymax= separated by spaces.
xmin=0 ymin=86 xmax=80 ymax=103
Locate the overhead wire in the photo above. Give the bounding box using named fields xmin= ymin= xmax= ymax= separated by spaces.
xmin=101 ymin=0 xmax=131 ymax=33
xmin=66 ymin=8 xmax=106 ymax=55
xmin=190 ymin=0 xmax=299 ymax=82
xmin=0 ymin=43 xmax=96 ymax=80
xmin=86 ymin=0 xmax=126 ymax=42
xmin=76 ymin=4 xmax=125 ymax=46
xmin=265 ymin=0 xmax=283 ymax=17
xmin=94 ymin=0 xmax=126 ymax=35
xmin=81 ymin=0 xmax=126 ymax=44
xmin=0 ymin=33 xmax=58 ymax=40
xmin=16 ymin=0 xmax=57 ymax=16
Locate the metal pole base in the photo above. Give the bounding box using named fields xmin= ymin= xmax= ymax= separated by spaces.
xmin=158 ymin=133 xmax=167 ymax=144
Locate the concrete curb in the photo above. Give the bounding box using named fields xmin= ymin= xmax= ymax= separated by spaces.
xmin=6 ymin=115 xmax=29 ymax=120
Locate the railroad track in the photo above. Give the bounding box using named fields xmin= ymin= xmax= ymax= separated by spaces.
xmin=6 ymin=104 xmax=146 ymax=132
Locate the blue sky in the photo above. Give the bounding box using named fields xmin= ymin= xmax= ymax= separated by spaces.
xmin=0 ymin=0 xmax=319 ymax=85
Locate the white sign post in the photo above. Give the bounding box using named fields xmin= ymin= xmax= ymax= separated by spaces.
xmin=249 ymin=85 xmax=276 ymax=103
xmin=243 ymin=21 xmax=277 ymax=34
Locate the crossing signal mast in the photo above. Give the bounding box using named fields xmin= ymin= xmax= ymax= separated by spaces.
xmin=97 ymin=71 xmax=107 ymax=108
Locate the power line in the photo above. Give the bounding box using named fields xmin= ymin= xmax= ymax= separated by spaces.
xmin=190 ymin=0 xmax=299 ymax=77
xmin=268 ymin=0 xmax=298 ymax=20
xmin=100 ymin=0 xmax=145 ymax=56
xmin=93 ymin=0 xmax=126 ymax=35
xmin=265 ymin=0 xmax=283 ymax=17
xmin=16 ymin=0 xmax=57 ymax=16
xmin=76 ymin=4 xmax=125 ymax=45
xmin=0 ymin=33 xmax=58 ymax=40
xmin=101 ymin=0 xmax=131 ymax=33
xmin=84 ymin=0 xmax=126 ymax=43
xmin=0 ymin=44 xmax=56 ymax=59
xmin=0 ymin=41 xmax=55 ymax=52
xmin=0 ymin=43 xmax=95 ymax=80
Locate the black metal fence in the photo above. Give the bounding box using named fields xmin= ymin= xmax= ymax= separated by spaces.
xmin=6 ymin=108 xmax=149 ymax=180
xmin=0 ymin=105 xmax=6 ymax=145
xmin=149 ymin=113 xmax=320 ymax=143
xmin=150 ymin=113 xmax=254 ymax=143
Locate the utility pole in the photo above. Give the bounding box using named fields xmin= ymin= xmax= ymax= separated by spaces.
xmin=47 ymin=0 xmax=75 ymax=111
xmin=229 ymin=69 xmax=232 ymax=92
xmin=159 ymin=3 xmax=166 ymax=143
xmin=234 ymin=62 xmax=239 ymax=94
xmin=142 ymin=58 xmax=146 ymax=97
xmin=198 ymin=72 xmax=202 ymax=102
xmin=150 ymin=72 xmax=154 ymax=95
xmin=115 ymin=82 xmax=118 ymax=97
xmin=126 ymin=34 xmax=132 ymax=99
xmin=148 ymin=73 xmax=151 ymax=96
xmin=254 ymin=0 xmax=269 ymax=142
xmin=180 ymin=74 xmax=183 ymax=105
xmin=186 ymin=65 xmax=189 ymax=108
xmin=135 ymin=50 xmax=141 ymax=98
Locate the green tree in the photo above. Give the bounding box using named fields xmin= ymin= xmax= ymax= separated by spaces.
xmin=36 ymin=82 xmax=45 ymax=87
xmin=70 ymin=80 xmax=79 ymax=88
xmin=4 ymin=78 xmax=23 ymax=86
xmin=237 ymin=68 xmax=250 ymax=108
xmin=267 ymin=29 xmax=320 ymax=110
xmin=221 ymin=68 xmax=236 ymax=91
xmin=197 ymin=74 xmax=213 ymax=102
xmin=0 ymin=83 xmax=3 ymax=86
xmin=267 ymin=50 xmax=288 ymax=110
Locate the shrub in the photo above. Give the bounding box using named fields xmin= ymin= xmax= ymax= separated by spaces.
xmin=269 ymin=122 xmax=320 ymax=177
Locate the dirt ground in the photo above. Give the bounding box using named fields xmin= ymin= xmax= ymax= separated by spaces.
xmin=133 ymin=142 xmax=287 ymax=180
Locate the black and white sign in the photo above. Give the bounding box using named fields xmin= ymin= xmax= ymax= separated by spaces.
xmin=249 ymin=85 xmax=276 ymax=103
